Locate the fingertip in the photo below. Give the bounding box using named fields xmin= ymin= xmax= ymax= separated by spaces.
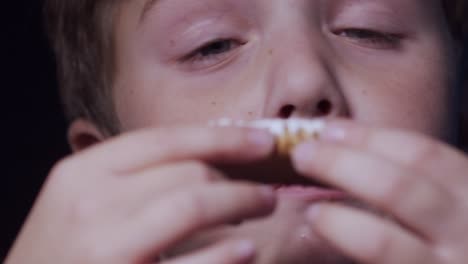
xmin=291 ymin=142 xmax=317 ymax=173
xmin=257 ymin=185 xmax=277 ymax=207
xmin=306 ymin=203 xmax=324 ymax=223
xmin=246 ymin=129 xmax=275 ymax=154
xmin=233 ymin=240 xmax=256 ymax=262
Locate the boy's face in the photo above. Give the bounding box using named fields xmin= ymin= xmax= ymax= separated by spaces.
xmin=106 ymin=0 xmax=457 ymax=263
xmin=114 ymin=0 xmax=456 ymax=138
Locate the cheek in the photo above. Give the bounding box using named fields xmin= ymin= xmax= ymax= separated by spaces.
xmin=114 ymin=63 xmax=267 ymax=130
xmin=338 ymin=49 xmax=454 ymax=139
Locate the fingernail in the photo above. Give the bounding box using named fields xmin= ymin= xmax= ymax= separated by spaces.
xmin=306 ymin=204 xmax=323 ymax=222
xmin=248 ymin=129 xmax=274 ymax=149
xmin=234 ymin=240 xmax=256 ymax=259
xmin=258 ymin=185 xmax=276 ymax=205
xmin=321 ymin=124 xmax=347 ymax=142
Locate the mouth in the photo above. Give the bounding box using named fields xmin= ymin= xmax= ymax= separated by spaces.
xmin=213 ymin=118 xmax=347 ymax=202
xmin=215 ymin=155 xmax=345 ymax=202
xmin=216 ymin=157 xmax=346 ymax=228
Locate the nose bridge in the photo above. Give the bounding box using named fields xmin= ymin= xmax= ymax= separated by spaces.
xmin=273 ymin=44 xmax=327 ymax=97
xmin=265 ymin=29 xmax=344 ymax=118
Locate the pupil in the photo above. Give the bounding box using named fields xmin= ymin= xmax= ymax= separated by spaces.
xmin=201 ymin=41 xmax=231 ymax=56
xmin=354 ymin=30 xmax=372 ymax=38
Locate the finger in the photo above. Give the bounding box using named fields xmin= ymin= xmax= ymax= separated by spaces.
xmin=160 ymin=240 xmax=256 ymax=264
xmin=76 ymin=126 xmax=275 ymax=174
xmin=306 ymin=203 xmax=438 ymax=264
xmin=122 ymin=183 xmax=276 ymax=262
xmin=292 ymin=141 xmax=457 ymax=240
xmin=320 ymin=119 xmax=468 ymax=193
xmin=123 ymin=161 xmax=224 ymax=205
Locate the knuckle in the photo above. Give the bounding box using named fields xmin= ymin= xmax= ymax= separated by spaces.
xmin=174 ymin=191 xmax=207 ymax=224
xmin=436 ymin=247 xmax=459 ymax=263
xmin=186 ymin=162 xmax=219 ymax=182
xmin=49 ymin=157 xmax=75 ymax=180
xmin=365 ymin=230 xmax=392 ymax=263
xmin=379 ymin=169 xmax=413 ymax=210
xmin=68 ymin=197 xmax=100 ymax=225
xmin=216 ymin=241 xmax=252 ymax=263
xmin=78 ymin=239 xmax=117 ymax=263
xmin=379 ymin=168 xmax=449 ymax=221
xmin=46 ymin=158 xmax=84 ymax=193
xmin=406 ymin=137 xmax=441 ymax=168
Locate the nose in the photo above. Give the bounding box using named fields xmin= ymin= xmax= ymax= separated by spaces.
xmin=277 ymin=99 xmax=334 ymax=119
xmin=264 ymin=44 xmax=347 ymax=120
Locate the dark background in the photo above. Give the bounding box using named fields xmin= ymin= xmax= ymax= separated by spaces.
xmin=3 ymin=0 xmax=69 ymax=260
xmin=2 ymin=0 xmax=467 ymax=261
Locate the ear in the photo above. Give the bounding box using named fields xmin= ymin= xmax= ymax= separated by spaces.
xmin=67 ymin=119 xmax=106 ymax=153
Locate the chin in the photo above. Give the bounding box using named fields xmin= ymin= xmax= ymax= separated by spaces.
xmin=166 ymin=197 xmax=353 ymax=264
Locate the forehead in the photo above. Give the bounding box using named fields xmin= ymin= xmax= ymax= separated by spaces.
xmin=133 ymin=0 xmax=443 ymax=33
xmin=138 ymin=0 xmax=437 ymax=18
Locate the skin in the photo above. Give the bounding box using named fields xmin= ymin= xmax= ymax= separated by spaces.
xmin=6 ymin=0 xmax=466 ymax=263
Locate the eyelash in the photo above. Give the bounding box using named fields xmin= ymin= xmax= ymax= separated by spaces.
xmin=181 ymin=39 xmax=243 ymax=66
xmin=334 ymin=28 xmax=403 ymax=49
xmin=180 ymin=28 xmax=401 ymax=67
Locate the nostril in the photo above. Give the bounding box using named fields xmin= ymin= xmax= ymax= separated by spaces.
xmin=317 ymin=99 xmax=332 ymax=115
xmin=278 ymin=104 xmax=296 ymax=119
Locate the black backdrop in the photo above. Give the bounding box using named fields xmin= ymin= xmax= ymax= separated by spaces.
xmin=2 ymin=0 xmax=467 ymax=261
xmin=3 ymin=0 xmax=69 ymax=260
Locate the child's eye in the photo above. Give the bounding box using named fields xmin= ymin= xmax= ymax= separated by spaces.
xmin=198 ymin=39 xmax=238 ymax=57
xmin=181 ymin=39 xmax=243 ymax=68
xmin=334 ymin=28 xmax=402 ymax=49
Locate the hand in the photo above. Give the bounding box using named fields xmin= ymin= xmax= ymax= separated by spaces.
xmin=6 ymin=126 xmax=277 ymax=264
xmin=292 ymin=119 xmax=468 ymax=264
